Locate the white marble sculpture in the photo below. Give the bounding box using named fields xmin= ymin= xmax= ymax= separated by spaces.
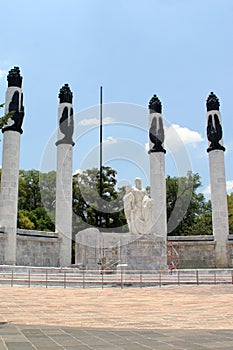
xmin=123 ymin=178 xmax=153 ymax=235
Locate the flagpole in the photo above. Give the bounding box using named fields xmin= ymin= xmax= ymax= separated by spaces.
xmin=99 ymin=86 xmax=103 ymax=227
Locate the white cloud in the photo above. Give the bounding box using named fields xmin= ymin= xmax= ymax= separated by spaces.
xmin=166 ymin=124 xmax=204 ymax=145
xmin=226 ymin=140 xmax=233 ymax=153
xmin=203 ymin=185 xmax=211 ymax=196
xmin=0 ymin=70 xmax=6 ymax=80
xmin=203 ymin=180 xmax=233 ymax=196
xmin=104 ymin=136 xmax=118 ymax=145
xmin=226 ymin=180 xmax=233 ymax=193
xmin=78 ymin=116 xmax=114 ymax=126
xmin=145 ymin=124 xmax=204 ymax=153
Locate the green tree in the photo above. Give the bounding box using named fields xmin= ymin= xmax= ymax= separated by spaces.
xmin=73 ymin=166 xmax=127 ymax=233
xmin=0 ymin=103 xmax=15 ymax=129
xmin=18 ymin=210 xmax=35 ymax=230
xmin=186 ymin=200 xmax=212 ymax=235
xmin=25 ymin=207 xmax=55 ymax=232
xmin=38 ymin=170 xmax=56 ymax=212
xmin=166 ymin=172 xmax=212 ymax=235
xmin=18 ymin=170 xmax=42 ymax=210
xmin=4 ymin=163 xmax=230 ymax=237
xmin=17 ymin=170 xmax=55 ymax=231
xmin=228 ymin=193 xmax=233 ymax=235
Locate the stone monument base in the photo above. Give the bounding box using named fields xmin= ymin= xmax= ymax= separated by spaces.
xmin=75 ymin=229 xmax=167 ymax=273
xmin=121 ymin=234 xmax=167 ymax=272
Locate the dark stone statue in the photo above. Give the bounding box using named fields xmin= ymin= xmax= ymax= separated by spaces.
xmin=207 ymin=113 xmax=225 ymax=152
xmin=7 ymin=66 xmax=23 ymax=88
xmin=148 ymin=94 xmax=162 ymax=114
xmin=206 ymin=92 xmax=225 ymax=152
xmin=206 ymin=92 xmax=220 ymax=112
xmin=2 ymin=91 xmax=24 ymax=134
xmin=56 ymin=106 xmax=75 ymax=146
xmin=149 ymin=116 xmax=166 ymax=153
xmin=58 ymin=84 xmax=73 ymax=104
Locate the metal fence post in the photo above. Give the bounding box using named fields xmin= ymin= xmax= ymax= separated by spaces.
xmin=82 ymin=270 xmax=85 ymax=289
xmin=101 ymin=271 xmax=104 ymax=289
xmin=159 ymin=272 xmax=162 ymax=287
xmin=140 ymin=271 xmax=142 ymax=288
xmin=121 ymin=267 xmax=123 ymax=289
xmin=46 ymin=270 xmax=48 ymax=288
xmin=196 ymin=270 xmax=199 ymax=285
xmin=11 ymin=271 xmax=13 ymax=287
xmin=64 ymin=271 xmax=67 ymax=289
xmin=28 ymin=270 xmax=31 ymax=288
xmin=177 ymin=270 xmax=180 ymax=286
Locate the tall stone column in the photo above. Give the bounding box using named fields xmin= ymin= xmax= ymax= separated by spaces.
xmin=55 ymin=84 xmax=74 ymax=266
xmin=206 ymin=92 xmax=229 ymax=267
xmin=148 ymin=95 xmax=167 ymax=242
xmin=0 ymin=67 xmax=25 ymax=264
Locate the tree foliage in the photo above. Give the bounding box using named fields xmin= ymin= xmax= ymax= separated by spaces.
xmin=0 ymin=103 xmax=15 ymax=129
xmin=72 ymin=166 xmax=127 ymax=233
xmin=17 ymin=170 xmax=55 ymax=231
xmin=166 ymin=172 xmax=212 ymax=236
xmin=228 ymin=193 xmax=233 ymax=235
xmin=1 ymin=165 xmax=233 ymax=236
xmin=14 ymin=167 xmax=126 ymax=233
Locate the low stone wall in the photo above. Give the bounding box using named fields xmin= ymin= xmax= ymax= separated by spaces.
xmin=168 ymin=236 xmax=233 ymax=268
xmin=75 ymin=229 xmax=167 ymax=271
xmin=16 ymin=230 xmax=61 ymax=267
xmin=0 ymin=233 xmax=6 ymax=264
xmin=1 ymin=227 xmax=233 ymax=268
xmin=179 ymin=241 xmax=216 ymax=268
xmin=76 ymin=232 xmax=225 ymax=270
xmin=168 ymin=236 xmax=216 ymax=268
xmin=227 ymin=240 xmax=233 ymax=268
xmin=75 ymin=228 xmax=131 ymax=270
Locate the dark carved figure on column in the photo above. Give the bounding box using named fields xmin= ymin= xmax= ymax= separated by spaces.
xmin=207 ymin=114 xmax=225 ymax=152
xmin=7 ymin=66 xmax=23 ymax=88
xmin=206 ymin=92 xmax=220 ymax=112
xmin=59 ymin=83 xmax=73 ymax=104
xmin=2 ymin=91 xmax=25 ymax=134
xmin=56 ymin=106 xmax=75 ymax=146
xmin=149 ymin=116 xmax=166 ymax=153
xmin=148 ymin=94 xmax=166 ymax=153
xmin=56 ymin=84 xmax=74 ymax=146
xmin=148 ymin=94 xmax=162 ymax=114
xmin=206 ymin=92 xmax=225 ymax=153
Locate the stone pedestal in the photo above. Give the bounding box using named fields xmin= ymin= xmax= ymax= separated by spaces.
xmin=150 ymin=152 xmax=167 ymax=241
xmin=75 ymin=228 xmax=102 ymax=270
xmin=55 ymin=85 xmax=74 ymax=267
xmin=148 ymin=104 xmax=167 ymax=245
xmin=0 ymin=67 xmax=24 ymax=265
xmin=206 ymin=93 xmax=229 ymax=268
xmin=0 ymin=131 xmax=21 ymax=264
xmin=75 ymin=229 xmax=167 ymax=272
xmin=122 ymin=234 xmax=167 ymax=272
xmin=209 ymin=150 xmax=229 ymax=267
xmin=56 ymin=143 xmax=73 ymax=266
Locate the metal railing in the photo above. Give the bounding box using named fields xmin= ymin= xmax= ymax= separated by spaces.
xmin=0 ymin=268 xmax=233 ymax=289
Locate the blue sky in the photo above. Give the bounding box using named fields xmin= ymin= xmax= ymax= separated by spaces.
xmin=0 ymin=0 xmax=233 ymax=196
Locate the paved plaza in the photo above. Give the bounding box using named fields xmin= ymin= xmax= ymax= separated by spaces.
xmin=0 ymin=285 xmax=233 ymax=349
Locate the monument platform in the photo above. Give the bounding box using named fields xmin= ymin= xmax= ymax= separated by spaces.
xmin=75 ymin=229 xmax=167 ymax=272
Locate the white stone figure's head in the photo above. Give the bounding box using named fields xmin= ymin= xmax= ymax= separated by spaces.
xmin=135 ymin=177 xmax=142 ymax=190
